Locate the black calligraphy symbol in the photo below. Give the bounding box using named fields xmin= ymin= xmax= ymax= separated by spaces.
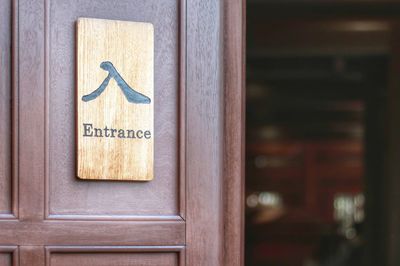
xmin=82 ymin=61 xmax=151 ymax=104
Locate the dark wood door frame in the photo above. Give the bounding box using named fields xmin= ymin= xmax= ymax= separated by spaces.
xmin=222 ymin=1 xmax=246 ymax=265
xmin=186 ymin=0 xmax=245 ymax=264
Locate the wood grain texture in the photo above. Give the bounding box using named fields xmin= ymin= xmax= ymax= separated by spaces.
xmin=50 ymin=253 xmax=177 ymax=266
xmin=10 ymin=0 xmax=186 ymax=264
xmin=0 ymin=220 xmax=184 ymax=245
xmin=0 ymin=246 xmax=18 ymax=266
xmin=48 ymin=0 xmax=180 ymax=217
xmin=0 ymin=253 xmax=12 ymax=266
xmin=19 ymin=0 xmax=46 ymax=221
xmin=20 ymin=246 xmax=44 ymax=266
xmin=223 ymin=0 xmax=245 ymax=265
xmin=47 ymin=246 xmax=183 ymax=266
xmin=77 ymin=18 xmax=154 ymax=181
xmin=0 ymin=0 xmax=12 ymax=216
xmin=11 ymin=0 xmax=19 ymax=219
xmin=0 ymin=0 xmax=246 ymax=265
xmin=186 ymin=0 xmax=224 ymax=265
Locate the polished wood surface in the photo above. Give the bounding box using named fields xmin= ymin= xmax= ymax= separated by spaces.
xmin=186 ymin=0 xmax=223 ymax=264
xmin=0 ymin=220 xmax=184 ymax=245
xmin=0 ymin=0 xmax=12 ymax=216
xmin=2 ymin=0 xmax=186 ymax=263
xmin=50 ymin=253 xmax=177 ymax=266
xmin=223 ymin=0 xmax=246 ymax=265
xmin=20 ymin=246 xmax=45 ymax=266
xmin=47 ymin=247 xmax=184 ymax=266
xmin=47 ymin=0 xmax=179 ymax=217
xmin=0 ymin=0 xmax=245 ymax=265
xmin=0 ymin=254 xmax=11 ymax=266
xmin=19 ymin=0 xmax=46 ymax=222
xmin=0 ymin=247 xmax=16 ymax=266
xmin=77 ymin=18 xmax=154 ymax=181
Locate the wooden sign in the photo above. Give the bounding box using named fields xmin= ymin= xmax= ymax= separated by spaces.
xmin=76 ymin=18 xmax=154 ymax=181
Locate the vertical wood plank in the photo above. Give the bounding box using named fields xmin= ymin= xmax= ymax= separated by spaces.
xmin=0 ymin=0 xmax=12 ymax=216
xmin=18 ymin=0 xmax=45 ymax=220
xmin=223 ymin=0 xmax=245 ymax=265
xmin=12 ymin=0 xmax=20 ymax=219
xmin=186 ymin=0 xmax=223 ymax=265
xmin=179 ymin=0 xmax=187 ymax=221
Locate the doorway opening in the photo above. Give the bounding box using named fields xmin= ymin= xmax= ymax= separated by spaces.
xmin=245 ymin=2 xmax=395 ymax=266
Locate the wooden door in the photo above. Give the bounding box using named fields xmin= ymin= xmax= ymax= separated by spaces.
xmin=0 ymin=0 xmax=244 ymax=265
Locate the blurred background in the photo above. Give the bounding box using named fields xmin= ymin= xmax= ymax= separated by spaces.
xmin=245 ymin=1 xmax=400 ymax=266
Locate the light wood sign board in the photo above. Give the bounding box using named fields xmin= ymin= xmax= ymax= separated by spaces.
xmin=76 ymin=18 xmax=154 ymax=181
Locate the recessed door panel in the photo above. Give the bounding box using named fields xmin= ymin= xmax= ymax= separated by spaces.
xmin=47 ymin=0 xmax=181 ymax=217
xmin=49 ymin=250 xmax=180 ymax=266
xmin=0 ymin=253 xmax=12 ymax=266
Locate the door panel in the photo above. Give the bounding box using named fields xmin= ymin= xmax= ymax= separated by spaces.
xmin=49 ymin=253 xmax=177 ymax=266
xmin=0 ymin=247 xmax=17 ymax=266
xmin=0 ymin=0 xmax=243 ymax=265
xmin=47 ymin=0 xmax=180 ymax=217
xmin=0 ymin=253 xmax=12 ymax=266
xmin=47 ymin=247 xmax=184 ymax=266
xmin=0 ymin=0 xmax=12 ymax=216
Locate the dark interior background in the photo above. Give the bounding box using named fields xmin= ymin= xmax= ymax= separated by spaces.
xmin=245 ymin=1 xmax=400 ymax=265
